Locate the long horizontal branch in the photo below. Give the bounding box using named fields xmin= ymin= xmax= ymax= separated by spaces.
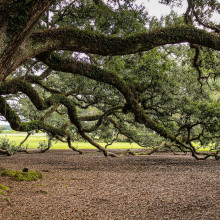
xmin=27 ymin=25 xmax=220 ymax=59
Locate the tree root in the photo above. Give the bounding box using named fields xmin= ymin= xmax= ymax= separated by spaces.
xmin=0 ymin=149 xmax=12 ymax=156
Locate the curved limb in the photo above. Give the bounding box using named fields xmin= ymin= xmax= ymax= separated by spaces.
xmin=38 ymin=53 xmax=220 ymax=160
xmin=67 ymin=136 xmax=82 ymax=155
xmin=18 ymin=131 xmax=33 ymax=148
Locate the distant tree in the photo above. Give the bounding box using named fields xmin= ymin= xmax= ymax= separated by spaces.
xmin=0 ymin=0 xmax=219 ymax=158
xmin=4 ymin=125 xmax=11 ymax=131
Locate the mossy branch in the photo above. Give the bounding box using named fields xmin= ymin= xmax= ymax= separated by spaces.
xmin=38 ymin=53 xmax=220 ymax=160
xmin=38 ymin=53 xmax=174 ymax=139
xmin=27 ymin=25 xmax=220 ymax=60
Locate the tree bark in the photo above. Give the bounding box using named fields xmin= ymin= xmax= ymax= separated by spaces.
xmin=0 ymin=0 xmax=54 ymax=84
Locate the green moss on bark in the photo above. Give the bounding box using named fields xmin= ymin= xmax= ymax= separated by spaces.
xmin=0 ymin=184 xmax=10 ymax=192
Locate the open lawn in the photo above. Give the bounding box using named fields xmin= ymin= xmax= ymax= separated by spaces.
xmin=0 ymin=133 xmax=141 ymax=150
xmin=0 ymin=132 xmax=214 ymax=151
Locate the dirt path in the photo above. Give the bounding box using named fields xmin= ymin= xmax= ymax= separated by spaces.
xmin=1 ymin=150 xmax=220 ymax=220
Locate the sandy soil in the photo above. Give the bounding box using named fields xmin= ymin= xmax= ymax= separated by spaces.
xmin=1 ymin=149 xmax=220 ymax=220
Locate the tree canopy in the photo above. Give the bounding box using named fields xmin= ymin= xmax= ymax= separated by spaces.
xmin=0 ymin=0 xmax=220 ymax=159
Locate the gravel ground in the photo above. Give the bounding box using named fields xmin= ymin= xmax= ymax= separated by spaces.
xmin=1 ymin=149 xmax=220 ymax=220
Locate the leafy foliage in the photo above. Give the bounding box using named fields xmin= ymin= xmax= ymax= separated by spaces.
xmin=0 ymin=138 xmax=27 ymax=155
xmin=0 ymin=0 xmax=219 ymax=159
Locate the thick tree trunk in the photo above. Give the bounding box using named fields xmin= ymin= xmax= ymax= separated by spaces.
xmin=0 ymin=0 xmax=54 ymax=84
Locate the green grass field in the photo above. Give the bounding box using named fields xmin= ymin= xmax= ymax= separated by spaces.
xmin=0 ymin=132 xmax=215 ymax=151
xmin=0 ymin=133 xmax=141 ymax=150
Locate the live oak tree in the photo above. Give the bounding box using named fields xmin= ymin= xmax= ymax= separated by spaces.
xmin=0 ymin=0 xmax=220 ymax=159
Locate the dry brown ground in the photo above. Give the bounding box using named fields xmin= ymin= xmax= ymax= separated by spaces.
xmin=1 ymin=149 xmax=220 ymax=220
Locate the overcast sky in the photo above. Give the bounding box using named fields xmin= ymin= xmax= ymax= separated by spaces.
xmin=143 ymin=0 xmax=186 ymax=18
xmin=141 ymin=0 xmax=219 ymax=21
